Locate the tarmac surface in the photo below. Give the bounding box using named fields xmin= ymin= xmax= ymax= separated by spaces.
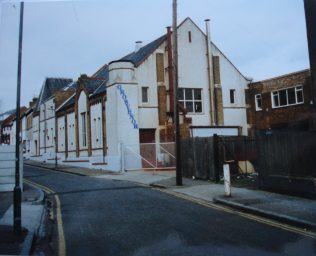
xmin=1 ymin=159 xmax=316 ymax=255
xmin=27 ymin=159 xmax=316 ymax=231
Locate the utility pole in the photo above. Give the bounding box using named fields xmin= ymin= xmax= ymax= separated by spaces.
xmin=14 ymin=1 xmax=24 ymax=236
xmin=172 ymin=0 xmax=182 ymax=186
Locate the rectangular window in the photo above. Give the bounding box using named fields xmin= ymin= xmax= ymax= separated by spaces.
xmin=81 ymin=112 xmax=87 ymax=147
xmin=188 ymin=31 xmax=192 ymax=43
xmin=142 ymin=87 xmax=149 ymax=103
xmin=271 ymin=86 xmax=304 ymax=108
xmin=230 ymin=89 xmax=236 ymax=104
xmin=178 ymin=88 xmax=203 ymax=113
xmin=255 ymin=94 xmax=262 ymax=111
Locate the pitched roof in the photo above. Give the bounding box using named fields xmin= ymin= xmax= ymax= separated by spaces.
xmin=56 ymin=77 xmax=106 ymax=112
xmin=117 ymin=34 xmax=167 ymax=67
xmin=35 ymin=78 xmax=73 ymax=111
xmin=1 ymin=107 xmax=27 ymax=127
xmin=91 ymin=81 xmax=107 ymax=98
xmin=56 ymin=94 xmax=75 ymax=112
xmin=93 ymin=64 xmax=109 ymax=81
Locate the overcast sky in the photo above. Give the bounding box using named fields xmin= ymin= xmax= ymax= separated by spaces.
xmin=0 ymin=0 xmax=309 ymax=111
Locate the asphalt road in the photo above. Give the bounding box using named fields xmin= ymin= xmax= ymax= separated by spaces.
xmin=24 ymin=165 xmax=316 ymax=256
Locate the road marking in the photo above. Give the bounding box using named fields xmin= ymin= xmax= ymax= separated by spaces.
xmin=24 ymin=179 xmax=67 ymax=256
xmin=156 ymin=188 xmax=316 ymax=240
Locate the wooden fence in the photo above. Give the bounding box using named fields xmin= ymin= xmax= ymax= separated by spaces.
xmin=257 ymin=132 xmax=316 ymax=197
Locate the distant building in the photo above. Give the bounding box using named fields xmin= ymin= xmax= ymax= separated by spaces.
xmin=0 ymin=109 xmax=16 ymax=121
xmin=31 ymin=78 xmax=73 ymax=160
xmin=246 ymin=69 xmax=313 ymax=136
xmin=0 ymin=107 xmax=27 ymax=145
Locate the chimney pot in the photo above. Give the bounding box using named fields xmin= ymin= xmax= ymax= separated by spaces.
xmin=135 ymin=41 xmax=143 ymax=52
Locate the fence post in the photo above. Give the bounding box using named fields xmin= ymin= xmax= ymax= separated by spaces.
xmin=213 ymin=134 xmax=220 ymax=183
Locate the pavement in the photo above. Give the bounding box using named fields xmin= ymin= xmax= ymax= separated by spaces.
xmin=0 ymin=182 xmax=44 ymax=255
xmin=24 ymin=159 xmax=316 ymax=233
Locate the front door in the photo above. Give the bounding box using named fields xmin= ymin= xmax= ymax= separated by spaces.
xmin=139 ymin=129 xmax=156 ymax=168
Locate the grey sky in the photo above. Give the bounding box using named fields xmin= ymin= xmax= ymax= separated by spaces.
xmin=0 ymin=0 xmax=309 ymax=111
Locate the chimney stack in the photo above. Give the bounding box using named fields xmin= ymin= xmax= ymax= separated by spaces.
xmin=135 ymin=41 xmax=143 ymax=52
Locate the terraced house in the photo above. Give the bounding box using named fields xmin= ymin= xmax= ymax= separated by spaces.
xmin=28 ymin=17 xmax=251 ymax=171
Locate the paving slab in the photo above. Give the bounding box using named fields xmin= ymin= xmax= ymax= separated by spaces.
xmin=96 ymin=170 xmax=176 ymax=186
xmin=0 ymin=182 xmax=44 ymax=255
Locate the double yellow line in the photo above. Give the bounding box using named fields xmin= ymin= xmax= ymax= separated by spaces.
xmin=24 ymin=179 xmax=66 ymax=256
xmin=158 ymin=188 xmax=316 ymax=240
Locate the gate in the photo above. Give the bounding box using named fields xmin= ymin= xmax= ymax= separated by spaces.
xmin=122 ymin=142 xmax=176 ymax=171
xmin=214 ymin=135 xmax=258 ymax=181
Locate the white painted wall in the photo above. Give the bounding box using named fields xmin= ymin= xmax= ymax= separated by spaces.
xmin=212 ymin=44 xmax=249 ymax=135
xmin=32 ymin=115 xmax=39 ymax=156
xmin=38 ymin=98 xmax=57 ymax=157
xmin=57 ymin=116 xmax=65 ymax=153
xmin=67 ymin=112 xmax=76 ymax=154
xmin=78 ymin=91 xmax=88 ymax=155
xmin=90 ymin=102 xmax=103 ymax=151
xmin=106 ymin=61 xmax=140 ymax=171
xmin=136 ymin=49 xmax=160 ymax=130
xmin=177 ymin=19 xmax=212 ymax=126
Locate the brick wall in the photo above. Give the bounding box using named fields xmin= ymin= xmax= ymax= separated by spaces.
xmin=247 ymin=70 xmax=312 ymax=135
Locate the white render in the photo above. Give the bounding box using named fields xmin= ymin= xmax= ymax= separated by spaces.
xmin=39 ymin=98 xmax=56 ymax=160
xmin=106 ymin=61 xmax=141 ymax=171
xmin=90 ymin=102 xmax=103 ymax=151
xmin=66 ymin=112 xmax=76 ymax=158
xmin=32 ymin=115 xmax=39 ymax=157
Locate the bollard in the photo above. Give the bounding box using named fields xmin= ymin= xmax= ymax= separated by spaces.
xmin=223 ymin=163 xmax=232 ymax=197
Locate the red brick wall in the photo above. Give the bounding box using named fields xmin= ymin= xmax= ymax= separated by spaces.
xmin=247 ymin=70 xmax=312 ymax=135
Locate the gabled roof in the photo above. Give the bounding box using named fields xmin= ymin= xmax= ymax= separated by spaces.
xmin=1 ymin=107 xmax=27 ymax=127
xmin=0 ymin=108 xmax=15 ymax=119
xmin=91 ymin=81 xmax=107 ymax=98
xmin=93 ymin=64 xmax=109 ymax=81
xmin=35 ymin=78 xmax=73 ymax=111
xmin=56 ymin=94 xmax=76 ymax=112
xmin=117 ymin=34 xmax=167 ymax=67
xmin=96 ymin=17 xmax=247 ymax=86
xmin=56 ymin=77 xmax=106 ymax=113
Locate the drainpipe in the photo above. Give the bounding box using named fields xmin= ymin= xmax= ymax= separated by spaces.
xmin=205 ymin=19 xmax=216 ymax=125
xmin=167 ymin=26 xmax=174 ymax=115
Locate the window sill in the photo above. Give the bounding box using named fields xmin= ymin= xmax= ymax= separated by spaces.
xmin=271 ymin=102 xmax=304 ymax=109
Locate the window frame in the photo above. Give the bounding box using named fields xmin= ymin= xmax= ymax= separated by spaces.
xmin=178 ymin=88 xmax=203 ymax=114
xmin=141 ymin=87 xmax=149 ymax=104
xmin=81 ymin=112 xmax=87 ymax=148
xmin=255 ymin=94 xmax=262 ymax=111
xmin=271 ymin=85 xmax=304 ymax=109
xmin=230 ymin=89 xmax=236 ymax=104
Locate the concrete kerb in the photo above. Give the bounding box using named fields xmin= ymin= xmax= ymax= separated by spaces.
xmin=20 ymin=230 xmax=35 ymax=256
xmin=25 ymin=163 xmax=88 ymax=177
xmin=213 ymin=197 xmax=316 ymax=232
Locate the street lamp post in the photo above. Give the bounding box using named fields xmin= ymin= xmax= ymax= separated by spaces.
xmin=14 ymin=1 xmax=24 ymax=236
